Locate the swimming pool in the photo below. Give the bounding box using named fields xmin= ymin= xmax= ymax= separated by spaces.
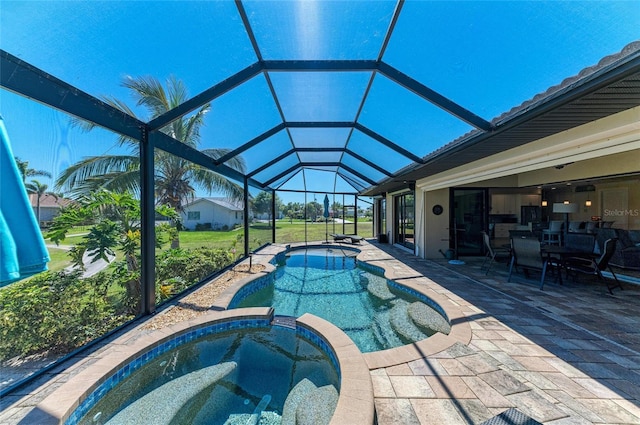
xmin=231 ymin=247 xmax=451 ymax=353
xmin=68 ymin=312 xmax=343 ymax=425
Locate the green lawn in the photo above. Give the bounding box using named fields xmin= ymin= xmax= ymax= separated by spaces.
xmin=44 ymin=220 xmax=374 ymax=272
xmin=46 ymin=248 xmax=72 ymax=273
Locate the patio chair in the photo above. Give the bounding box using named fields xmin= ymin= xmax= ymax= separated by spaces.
xmin=331 ymin=233 xmax=364 ymax=244
xmin=481 ymin=231 xmax=510 ymax=275
xmin=508 ymin=237 xmax=560 ymax=290
xmin=541 ymin=221 xmax=563 ymax=245
xmin=564 ymin=238 xmax=623 ymax=294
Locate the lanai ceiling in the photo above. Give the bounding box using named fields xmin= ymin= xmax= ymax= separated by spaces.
xmin=1 ymin=1 xmax=639 ymax=196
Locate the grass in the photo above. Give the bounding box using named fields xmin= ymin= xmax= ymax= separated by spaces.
xmin=43 ymin=220 xmax=375 ymax=272
xmin=46 ymin=248 xmax=72 ymax=273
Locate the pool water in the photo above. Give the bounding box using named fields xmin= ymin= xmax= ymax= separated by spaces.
xmin=77 ymin=326 xmax=339 ymax=425
xmin=235 ymin=248 xmax=450 ymax=353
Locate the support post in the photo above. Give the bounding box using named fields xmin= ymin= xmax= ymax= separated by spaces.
xmin=354 ymin=195 xmax=358 ymax=236
xmin=271 ymin=189 xmax=276 ymax=243
xmin=140 ymin=125 xmax=155 ymax=315
xmin=244 ymin=178 xmax=250 ymax=257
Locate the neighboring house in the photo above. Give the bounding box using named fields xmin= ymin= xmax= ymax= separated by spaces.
xmin=180 ymin=198 xmax=245 ymax=230
xmin=254 ymin=211 xmax=284 ymax=220
xmin=28 ymin=193 xmax=74 ymax=226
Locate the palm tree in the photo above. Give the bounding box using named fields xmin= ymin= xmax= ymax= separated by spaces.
xmin=25 ymin=179 xmax=57 ymax=226
xmin=15 ymin=157 xmax=52 ymax=183
xmin=55 ymin=75 xmax=246 ymax=211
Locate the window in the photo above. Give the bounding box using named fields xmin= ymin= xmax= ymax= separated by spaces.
xmin=188 ymin=211 xmax=200 ymax=221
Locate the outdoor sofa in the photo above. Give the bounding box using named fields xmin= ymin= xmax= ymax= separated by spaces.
xmin=595 ymin=228 xmax=640 ymax=270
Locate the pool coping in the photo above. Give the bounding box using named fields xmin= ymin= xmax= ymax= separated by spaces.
xmin=213 ymin=242 xmax=472 ymax=370
xmin=30 ymin=307 xmax=375 ymax=425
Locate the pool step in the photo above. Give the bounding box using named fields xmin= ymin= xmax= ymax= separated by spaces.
xmin=295 ymin=384 xmax=339 ymax=425
xmin=372 ymin=309 xmax=404 ymax=349
xmin=281 ymin=378 xmax=317 ymax=425
xmin=108 ymin=362 xmax=237 ymax=425
xmin=389 ymin=300 xmax=429 ymax=343
xmin=223 ymin=411 xmax=281 ymax=425
xmin=281 ymin=378 xmax=338 ymax=425
xmin=362 ymin=273 xmax=396 ymax=301
xmin=407 ymin=302 xmax=451 ymax=335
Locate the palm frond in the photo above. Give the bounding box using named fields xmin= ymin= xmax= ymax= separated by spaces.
xmin=55 ymin=155 xmax=139 ymax=195
xmin=167 ymin=75 xmax=188 ymax=109
xmin=191 ymin=167 xmax=244 ymax=201
xmin=183 ymin=104 xmax=210 ymax=148
xmin=122 ymin=75 xmax=169 ymax=118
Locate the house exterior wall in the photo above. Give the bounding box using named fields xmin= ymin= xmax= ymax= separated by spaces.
xmin=407 ymin=107 xmax=640 ymax=260
xmin=181 ymin=200 xmax=243 ymax=230
xmin=421 ymin=188 xmax=450 ymax=259
xmin=35 ymin=206 xmax=59 ymax=223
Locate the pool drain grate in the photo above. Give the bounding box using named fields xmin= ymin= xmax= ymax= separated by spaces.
xmin=480 ymin=408 xmax=542 ymax=425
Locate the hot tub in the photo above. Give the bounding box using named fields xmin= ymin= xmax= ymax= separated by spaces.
xmin=32 ymin=308 xmax=374 ymax=425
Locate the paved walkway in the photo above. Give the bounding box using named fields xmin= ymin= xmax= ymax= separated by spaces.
xmin=370 ymin=243 xmax=640 ymax=424
xmin=1 ymin=241 xmax=639 ymax=424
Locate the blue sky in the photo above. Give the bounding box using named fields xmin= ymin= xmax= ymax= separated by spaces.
xmin=1 ymin=0 xmax=638 ymax=205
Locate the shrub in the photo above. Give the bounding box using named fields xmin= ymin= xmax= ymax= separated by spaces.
xmin=155 ymin=247 xmax=234 ymax=303
xmin=0 ymin=271 xmax=130 ymax=360
xmin=195 ymin=223 xmax=211 ymax=231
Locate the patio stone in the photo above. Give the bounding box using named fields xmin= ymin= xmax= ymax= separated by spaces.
xmin=572 ymin=377 xmax=628 ymax=399
xmin=410 ymin=399 xmax=466 ymax=424
xmin=384 ymin=363 xmax=413 ymax=376
xmin=389 ymin=376 xmax=435 ymax=398
xmin=457 ymin=353 xmax=501 ymax=374
xmin=371 ymin=374 xmax=396 ymax=398
xmin=462 ymin=376 xmax=513 ymax=408
xmin=374 ymin=398 xmax=420 ymax=425
xmin=505 ymin=390 xmax=568 ymax=423
xmin=578 ymin=398 xmax=640 ymax=423
xmin=453 ymin=398 xmax=495 ymax=424
xmin=545 ymin=390 xmax=605 ymax=423
xmin=406 ymin=358 xmax=448 ymax=376
xmin=512 ymin=370 xmax=560 ymax=391
xmin=511 ymin=355 xmax=558 ymax=372
xmin=438 ymin=358 xmax=475 ymax=376
xmin=424 ymin=376 xmax=476 ymax=399
xmin=478 ymin=370 xmax=530 ymax=396
xmin=539 ymin=373 xmax=597 ymax=399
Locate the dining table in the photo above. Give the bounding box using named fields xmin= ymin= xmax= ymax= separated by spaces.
xmin=540 ymin=245 xmax=598 ymax=284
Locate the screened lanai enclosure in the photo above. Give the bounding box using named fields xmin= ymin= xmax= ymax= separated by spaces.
xmin=1 ymin=0 xmax=638 ymax=395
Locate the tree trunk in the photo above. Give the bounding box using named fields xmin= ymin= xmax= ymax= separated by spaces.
xmin=125 ymin=253 xmax=142 ymax=314
xmin=36 ymin=197 xmax=41 ymax=227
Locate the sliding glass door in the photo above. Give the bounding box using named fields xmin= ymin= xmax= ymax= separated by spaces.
xmin=394 ymin=192 xmax=415 ymax=250
xmin=451 ymin=188 xmax=487 ymax=256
